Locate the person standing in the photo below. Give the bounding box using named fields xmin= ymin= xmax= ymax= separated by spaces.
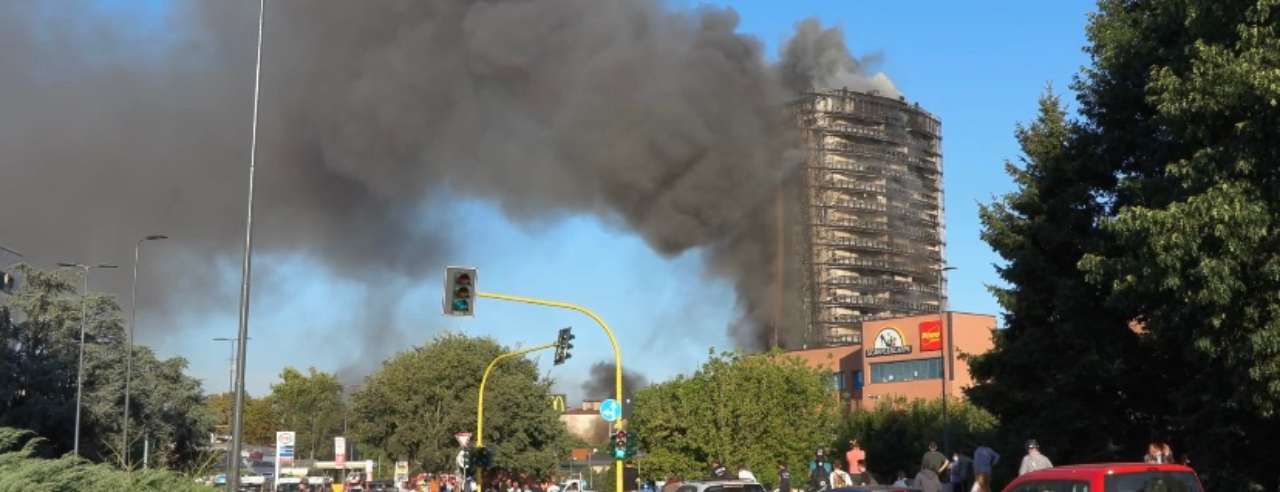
xmin=947 ymin=451 xmax=971 ymax=492
xmin=921 ymin=442 xmax=950 ymax=477
xmin=971 ymin=444 xmax=1000 ymax=492
xmin=1018 ymin=440 xmax=1053 ymax=476
xmin=845 ymin=440 xmax=867 ymax=474
xmin=777 ymin=463 xmax=792 ymax=492
xmin=661 ymin=475 xmax=682 ymax=492
xmin=809 ymin=450 xmax=833 ymax=492
xmin=828 ymin=460 xmax=854 ymax=489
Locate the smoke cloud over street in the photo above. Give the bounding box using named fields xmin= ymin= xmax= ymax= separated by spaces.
xmin=0 ymin=1 xmax=896 ymax=380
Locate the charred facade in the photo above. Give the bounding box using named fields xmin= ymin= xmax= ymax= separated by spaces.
xmin=788 ymin=89 xmax=946 ymax=347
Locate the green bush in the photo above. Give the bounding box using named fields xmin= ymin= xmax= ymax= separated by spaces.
xmin=834 ymin=397 xmax=998 ymax=483
xmin=0 ymin=427 xmax=215 ymax=492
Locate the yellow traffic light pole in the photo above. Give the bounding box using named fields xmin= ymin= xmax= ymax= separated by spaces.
xmin=477 ymin=291 xmax=625 ymax=492
xmin=477 ymin=341 xmax=559 ymax=492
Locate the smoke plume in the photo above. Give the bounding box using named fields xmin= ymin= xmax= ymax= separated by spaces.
xmin=580 ymin=361 xmax=650 ymax=402
xmin=0 ymin=1 xmax=896 ymax=376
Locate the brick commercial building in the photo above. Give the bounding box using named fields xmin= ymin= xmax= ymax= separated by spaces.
xmin=787 ymin=311 xmax=995 ymax=410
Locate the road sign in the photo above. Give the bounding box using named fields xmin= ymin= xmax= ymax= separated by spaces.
xmin=455 ymin=431 xmax=472 ymax=447
xmin=599 ymin=398 xmax=621 ymax=422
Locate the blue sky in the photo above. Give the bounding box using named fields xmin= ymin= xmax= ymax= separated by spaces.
xmin=127 ymin=1 xmax=1097 ymax=404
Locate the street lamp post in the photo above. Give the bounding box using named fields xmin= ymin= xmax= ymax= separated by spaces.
xmin=124 ymin=234 xmax=167 ymax=469
xmin=229 ymin=0 xmax=267 ymax=488
xmin=57 ymin=262 xmax=119 ymax=457
xmin=937 ymin=265 xmax=957 ymax=454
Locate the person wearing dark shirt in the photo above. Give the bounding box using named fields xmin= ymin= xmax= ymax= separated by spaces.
xmin=972 ymin=445 xmax=1000 ymax=492
xmin=777 ymin=463 xmax=792 ymax=492
xmin=947 ymin=452 xmax=972 ymax=492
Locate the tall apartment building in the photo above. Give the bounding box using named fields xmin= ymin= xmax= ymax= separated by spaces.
xmin=786 ymin=88 xmax=945 ymax=347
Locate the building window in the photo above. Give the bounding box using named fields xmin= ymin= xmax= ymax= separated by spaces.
xmin=870 ymin=358 xmax=942 ymax=384
xmin=831 ymin=372 xmax=846 ymax=392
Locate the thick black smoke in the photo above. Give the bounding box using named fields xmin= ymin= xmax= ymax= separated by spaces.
xmin=0 ymin=1 xmax=895 ymax=379
xmin=580 ymin=361 xmax=649 ymax=402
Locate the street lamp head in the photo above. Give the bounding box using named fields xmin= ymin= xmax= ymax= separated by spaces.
xmin=144 ymin=235 xmax=169 ymax=241
xmin=95 ymin=264 xmax=119 ymax=269
xmin=57 ymin=262 xmax=81 ymax=268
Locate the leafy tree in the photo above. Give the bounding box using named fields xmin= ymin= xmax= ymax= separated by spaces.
xmin=0 ymin=265 xmax=212 ymax=467
xmin=204 ymin=392 xmax=278 ymax=446
xmin=268 ymin=367 xmax=346 ymax=460
xmin=349 ymin=333 xmax=569 ymax=477
xmin=967 ymin=90 xmax=1147 ymax=482
xmin=974 ymin=1 xmax=1280 ymax=488
xmin=630 ymin=350 xmax=838 ymax=487
xmin=834 ymin=397 xmax=997 ymax=484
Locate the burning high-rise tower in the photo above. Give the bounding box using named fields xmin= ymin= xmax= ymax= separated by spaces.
xmin=783 ymin=88 xmax=946 ymax=347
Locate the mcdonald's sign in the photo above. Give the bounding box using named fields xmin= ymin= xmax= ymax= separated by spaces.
xmin=549 ymin=394 xmax=567 ymax=412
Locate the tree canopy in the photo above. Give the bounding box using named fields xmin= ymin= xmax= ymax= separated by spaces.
xmin=629 ymin=350 xmax=838 ymax=487
xmin=1 ymin=265 xmax=211 ymax=468
xmin=970 ymin=1 xmax=1280 ymax=488
xmin=349 ymin=333 xmax=569 ymax=477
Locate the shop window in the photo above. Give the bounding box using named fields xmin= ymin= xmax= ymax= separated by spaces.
xmin=870 ymin=358 xmax=943 ymax=384
xmin=831 ymin=372 xmax=846 ymax=392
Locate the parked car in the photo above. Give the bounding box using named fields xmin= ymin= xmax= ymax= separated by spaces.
xmin=672 ymin=479 xmax=768 ymax=492
xmin=1002 ymin=463 xmax=1203 ymax=492
xmin=833 ymin=485 xmax=922 ymax=492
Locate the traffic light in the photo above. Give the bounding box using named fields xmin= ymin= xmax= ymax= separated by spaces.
xmin=554 ymin=327 xmax=575 ymax=365
xmin=0 ymin=271 xmax=14 ymax=294
xmin=472 ymin=446 xmax=492 ymax=468
xmin=612 ymin=430 xmax=628 ymax=459
xmin=443 ymin=267 xmax=477 ymax=316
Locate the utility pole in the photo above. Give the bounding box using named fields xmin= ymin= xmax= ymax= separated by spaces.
xmin=125 ymin=234 xmax=167 ymax=470
xmin=938 ymin=265 xmax=956 ymax=454
xmin=57 ymin=262 xmax=119 ymax=456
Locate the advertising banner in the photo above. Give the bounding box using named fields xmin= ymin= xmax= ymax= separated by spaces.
xmin=335 ymin=436 xmax=347 ymax=468
xmin=919 ymin=320 xmax=943 ymax=352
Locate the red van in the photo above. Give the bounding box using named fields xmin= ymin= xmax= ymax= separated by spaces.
xmin=1001 ymin=463 xmax=1203 ymax=492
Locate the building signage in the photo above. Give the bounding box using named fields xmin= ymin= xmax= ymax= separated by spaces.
xmin=275 ymin=431 xmax=296 ymax=482
xmin=865 ymin=328 xmax=912 ymax=357
xmin=395 ymin=460 xmax=409 ymax=484
xmin=919 ymin=320 xmax=943 ymax=352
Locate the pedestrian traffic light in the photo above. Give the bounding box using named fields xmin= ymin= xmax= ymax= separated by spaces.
xmin=443 ymin=267 xmax=477 ymax=316
xmin=554 ymin=327 xmax=575 ymax=365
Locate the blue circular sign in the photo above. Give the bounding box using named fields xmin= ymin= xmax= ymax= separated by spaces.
xmin=599 ymin=398 xmax=621 ymax=422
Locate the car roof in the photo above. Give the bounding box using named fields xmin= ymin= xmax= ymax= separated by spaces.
xmin=680 ymin=481 xmax=760 ymax=486
xmin=1014 ymin=463 xmax=1197 ymax=480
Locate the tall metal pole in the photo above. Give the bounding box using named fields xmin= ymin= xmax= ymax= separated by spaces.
xmin=125 ymin=235 xmax=166 ymax=469
xmin=229 ymin=0 xmax=266 ymax=488
xmin=74 ymin=271 xmax=89 ymax=457
xmin=58 ymin=262 xmax=118 ymax=457
xmin=938 ymin=265 xmax=955 ymax=453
